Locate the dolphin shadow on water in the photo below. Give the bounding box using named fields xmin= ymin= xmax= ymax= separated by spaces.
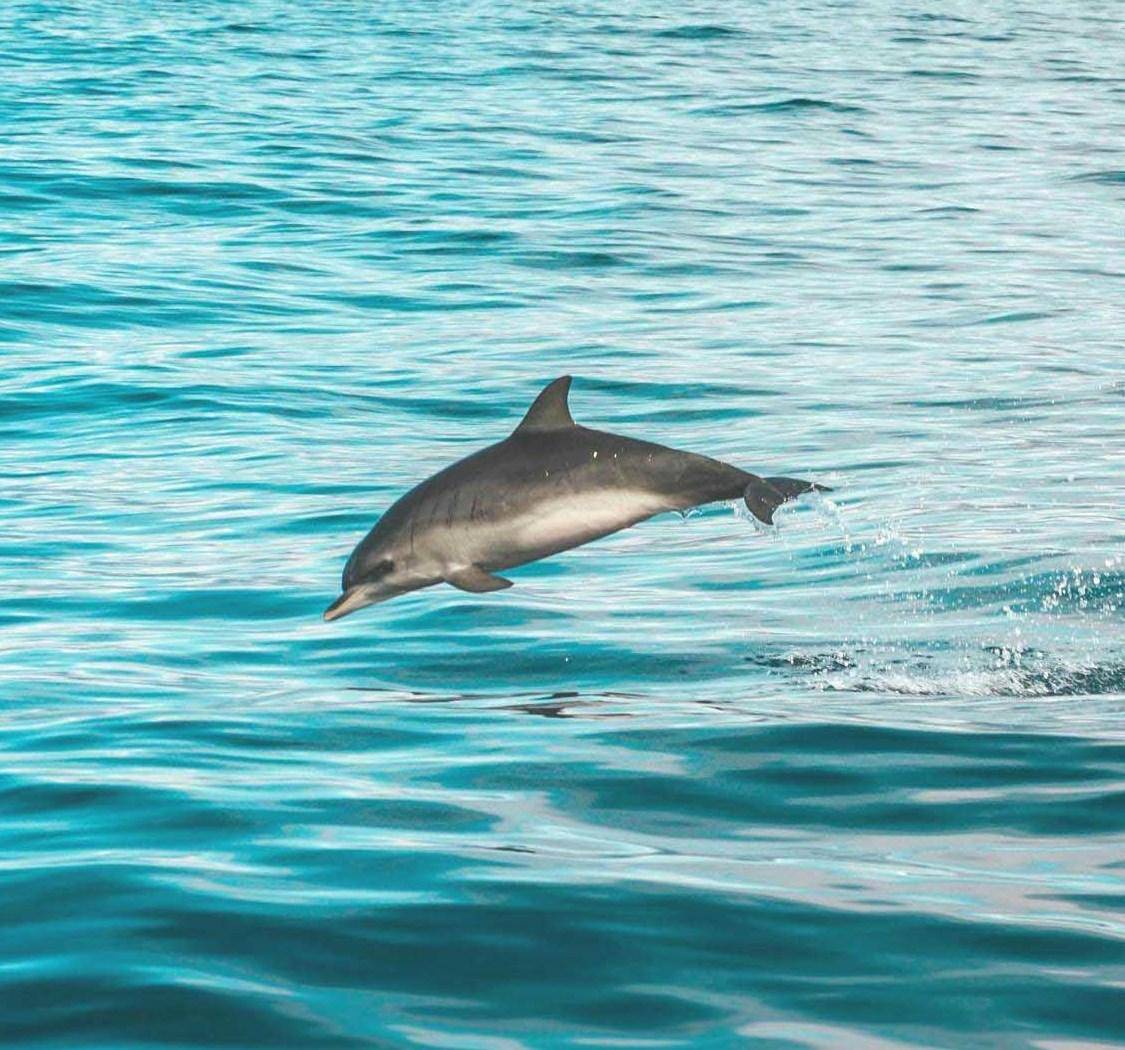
xmin=325 ymin=376 xmax=829 ymax=620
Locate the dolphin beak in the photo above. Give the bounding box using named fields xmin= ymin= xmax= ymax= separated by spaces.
xmin=323 ymin=586 xmax=377 ymax=622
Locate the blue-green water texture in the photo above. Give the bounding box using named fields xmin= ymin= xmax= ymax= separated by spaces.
xmin=3 ymin=2 xmax=1124 ymax=1047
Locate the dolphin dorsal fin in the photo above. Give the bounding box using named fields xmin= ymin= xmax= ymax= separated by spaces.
xmin=514 ymin=375 xmax=575 ymax=432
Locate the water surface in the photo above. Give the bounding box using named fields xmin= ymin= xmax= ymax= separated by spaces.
xmin=2 ymin=2 xmax=1124 ymax=1046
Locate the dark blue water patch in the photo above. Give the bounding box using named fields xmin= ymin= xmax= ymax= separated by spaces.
xmin=341 ymin=391 xmax=510 ymax=422
xmin=288 ymin=795 xmax=495 ymax=834
xmin=263 ymin=510 xmax=380 ymax=535
xmin=0 ymin=282 xmax=162 ymax=322
xmin=552 ymin=723 xmax=1125 ymax=835
xmin=653 ymin=24 xmax=743 ymax=40
xmin=132 ymin=891 xmax=726 ymax=1034
xmin=512 ymin=250 xmax=625 ymax=270
xmin=907 ymin=11 xmax=974 ymax=22
xmin=1070 ymin=169 xmax=1125 ymax=184
xmin=0 ymin=777 xmax=266 ymax=844
xmin=313 ymin=637 xmax=746 ymax=693
xmin=83 ymin=713 xmax=451 ymax=760
xmin=391 ymin=598 xmax=575 ymax=633
xmin=653 ymin=297 xmax=774 ymax=315
xmin=0 ymin=380 xmax=340 ymax=426
xmin=1051 ymin=892 xmax=1125 ymax=912
xmin=972 ymin=310 xmax=1057 ymax=325
xmin=0 ymin=189 xmax=55 ymax=210
xmin=6 ymin=588 xmax=310 ymax=623
xmin=827 ymin=156 xmax=886 ymax=168
xmin=47 ymin=852 xmax=1118 ymax=1043
xmin=906 ymin=68 xmax=981 ymax=79
xmin=0 ymin=283 xmax=257 ymax=330
xmin=174 ymin=345 xmax=260 ymax=361
xmin=693 ymin=97 xmax=869 ymax=117
xmin=33 ymin=172 xmax=280 ymax=212
xmin=112 ymin=155 xmax=209 ymax=174
xmin=0 ymin=971 xmax=357 ymax=1049
xmin=272 ymin=196 xmax=399 ymax=219
xmin=377 ymin=227 xmax=520 ymax=253
xmin=892 ymin=569 xmax=1124 ymax=617
xmin=828 ymin=457 xmax=913 ymax=473
xmin=636 ymin=260 xmax=729 ymax=278
xmin=219 ymin=21 xmax=272 ymax=34
xmin=902 ymin=393 xmax=1058 ymax=411
xmin=236 ymin=259 xmax=330 ymax=276
xmin=919 ymin=204 xmax=981 ymax=217
xmin=583 ymin=377 xmax=782 ymax=402
xmin=318 ymin=291 xmax=528 ymax=313
xmin=623 ymin=406 xmax=761 ymax=423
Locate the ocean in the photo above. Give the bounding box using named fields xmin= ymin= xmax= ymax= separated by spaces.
xmin=2 ymin=2 xmax=1123 ymax=1046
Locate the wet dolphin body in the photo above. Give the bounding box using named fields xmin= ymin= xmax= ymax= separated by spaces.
xmin=324 ymin=376 xmax=826 ymax=620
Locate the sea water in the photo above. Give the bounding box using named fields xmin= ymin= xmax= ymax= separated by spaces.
xmin=1 ymin=2 xmax=1123 ymax=1046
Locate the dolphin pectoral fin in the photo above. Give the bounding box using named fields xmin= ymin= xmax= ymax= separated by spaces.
xmin=744 ymin=475 xmax=829 ymax=524
xmin=445 ymin=565 xmax=514 ymax=593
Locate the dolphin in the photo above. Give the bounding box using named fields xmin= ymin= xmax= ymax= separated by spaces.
xmin=324 ymin=376 xmax=827 ymax=620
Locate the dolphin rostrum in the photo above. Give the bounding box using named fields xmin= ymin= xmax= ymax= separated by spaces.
xmin=324 ymin=376 xmax=827 ymax=620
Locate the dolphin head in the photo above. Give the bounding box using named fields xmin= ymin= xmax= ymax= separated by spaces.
xmin=323 ymin=561 xmax=396 ymax=621
xmin=323 ymin=527 xmax=427 ymax=621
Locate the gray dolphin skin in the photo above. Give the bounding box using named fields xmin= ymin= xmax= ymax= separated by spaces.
xmin=324 ymin=376 xmax=827 ymax=620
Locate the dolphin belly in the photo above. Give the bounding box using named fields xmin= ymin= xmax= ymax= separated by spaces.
xmin=501 ymin=487 xmax=670 ymax=566
xmin=416 ymin=485 xmax=671 ymax=576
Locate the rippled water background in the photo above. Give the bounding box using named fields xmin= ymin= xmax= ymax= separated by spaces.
xmin=3 ymin=2 xmax=1124 ymax=1046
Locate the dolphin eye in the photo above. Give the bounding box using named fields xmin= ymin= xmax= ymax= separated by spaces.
xmin=346 ymin=556 xmax=394 ymax=590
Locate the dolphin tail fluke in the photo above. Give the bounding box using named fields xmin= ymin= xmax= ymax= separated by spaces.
xmin=765 ymin=476 xmax=832 ymax=500
xmin=744 ymin=475 xmax=830 ymax=525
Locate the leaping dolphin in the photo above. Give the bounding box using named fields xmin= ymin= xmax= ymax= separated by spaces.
xmin=324 ymin=376 xmax=827 ymax=620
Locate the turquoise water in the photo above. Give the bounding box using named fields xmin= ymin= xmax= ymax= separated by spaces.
xmin=3 ymin=1 xmax=1124 ymax=1045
